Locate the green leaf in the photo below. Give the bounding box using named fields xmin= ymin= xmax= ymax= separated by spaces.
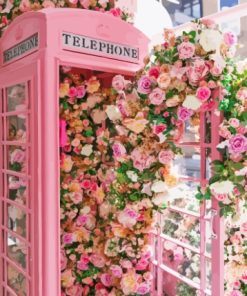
xmin=208 ymin=174 xmax=221 ymax=185
xmin=195 ymin=192 xmax=204 ymax=200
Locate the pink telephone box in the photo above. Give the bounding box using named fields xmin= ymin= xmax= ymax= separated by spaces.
xmin=0 ymin=9 xmax=149 ymax=296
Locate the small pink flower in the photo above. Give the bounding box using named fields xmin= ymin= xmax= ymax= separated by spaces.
xmin=149 ymin=88 xmax=165 ymax=105
xmin=63 ymin=233 xmax=74 ymax=244
xmin=112 ymin=142 xmax=126 ymax=158
xmin=187 ymin=58 xmax=209 ymax=86
xmin=163 ymin=111 xmax=169 ymax=118
xmin=101 ymin=273 xmax=113 ymax=287
xmin=153 ymin=124 xmax=167 ymax=135
xmin=68 ymin=87 xmax=78 ymax=98
xmin=241 ymin=273 xmax=247 ymax=284
xmin=224 ymin=31 xmax=237 ymax=46
xmin=10 ymin=149 xmax=25 ymax=164
xmin=109 ymin=8 xmax=122 ymax=17
xmin=77 ymin=215 xmax=88 ymax=225
xmin=76 ymin=86 xmax=86 ymax=98
xmin=137 ymin=76 xmax=152 ymax=94
xmin=110 ymin=265 xmax=123 ymax=278
xmin=135 ymin=259 xmax=149 ymax=271
xmin=210 ymin=65 xmax=223 ymax=76
xmin=196 ymin=86 xmax=211 ymax=101
xmin=135 ymin=282 xmax=150 ymax=295
xmin=230 ymin=291 xmax=243 ymax=296
xmin=112 ymin=75 xmax=125 ymax=92
xmin=229 ymin=118 xmax=240 ymax=128
xmin=81 ymin=179 xmax=92 ymax=190
xmin=90 ymin=254 xmax=106 ymax=268
xmin=148 ymin=67 xmax=160 ymax=78
xmin=158 ymin=150 xmax=174 ymax=164
xmin=214 ymin=193 xmax=228 ymax=203
xmin=228 ymin=134 xmax=247 ymax=154
xmin=177 ymin=41 xmax=195 ymax=59
xmin=177 ymin=106 xmax=193 ymax=121
xmin=233 ymin=281 xmax=241 ymax=289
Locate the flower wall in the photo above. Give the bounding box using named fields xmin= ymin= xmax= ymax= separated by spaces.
xmin=59 ymin=19 xmax=246 ymax=296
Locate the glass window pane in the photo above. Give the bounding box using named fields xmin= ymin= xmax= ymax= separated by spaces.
xmin=174 ymin=147 xmax=201 ymax=178
xmin=7 ymin=84 xmax=26 ymax=113
xmin=162 ymin=240 xmax=200 ymax=284
xmin=7 ymin=264 xmax=27 ymax=296
xmin=7 ymin=233 xmax=27 ymax=269
xmin=168 ymin=182 xmax=201 ymax=213
xmin=8 ymin=175 xmax=27 ymax=206
xmin=7 ymin=115 xmax=27 ymax=142
xmin=7 ymin=204 xmax=26 ymax=238
xmin=162 ymin=210 xmax=200 ymax=248
xmin=180 ymin=117 xmax=200 ymax=143
xmin=7 ymin=146 xmax=26 ymax=173
xmin=163 ymin=270 xmax=199 ymax=296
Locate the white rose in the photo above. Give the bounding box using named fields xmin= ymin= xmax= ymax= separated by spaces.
xmin=152 ymin=192 xmax=168 ymax=206
xmin=106 ymin=105 xmax=122 ymax=121
xmin=199 ymin=29 xmax=223 ymax=52
xmin=151 ymin=181 xmax=167 ymax=193
xmin=126 ymin=171 xmax=138 ymax=182
xmin=209 ymin=180 xmax=234 ymax=195
xmin=81 ymin=144 xmax=93 ymax=156
xmin=182 ymin=95 xmax=202 ymax=111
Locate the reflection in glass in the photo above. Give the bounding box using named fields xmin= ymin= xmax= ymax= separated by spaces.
xmin=7 ymin=205 xmax=26 ymax=238
xmin=206 ymin=259 xmax=212 ymax=290
xmin=7 ymin=264 xmax=27 ymax=296
xmin=162 ymin=240 xmax=200 ymax=282
xmin=163 ymin=270 xmax=198 ymax=296
xmin=162 ymin=210 xmax=200 ymax=248
xmin=8 ymin=175 xmax=27 ymax=206
xmin=174 ymin=147 xmax=201 ymax=178
xmin=168 ymin=182 xmax=200 ymax=213
xmin=7 ymin=115 xmax=27 ymax=142
xmin=180 ymin=116 xmax=200 ymax=143
xmin=7 ymin=233 xmax=27 ymax=269
xmin=7 ymin=84 xmax=26 ymax=112
xmin=7 ymin=146 xmax=26 ymax=173
xmin=205 ymin=112 xmax=211 ymax=144
xmin=205 ymin=148 xmax=212 ymax=179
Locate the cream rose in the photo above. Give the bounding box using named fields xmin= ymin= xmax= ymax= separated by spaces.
xmin=81 ymin=144 xmax=93 ymax=157
xmin=199 ymin=29 xmax=223 ymax=52
xmin=182 ymin=95 xmax=202 ymax=111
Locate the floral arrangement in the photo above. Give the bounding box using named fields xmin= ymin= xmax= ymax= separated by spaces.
xmin=0 ymin=0 xmax=132 ymax=37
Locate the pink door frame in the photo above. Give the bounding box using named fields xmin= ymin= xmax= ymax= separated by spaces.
xmin=151 ymin=110 xmax=224 ymax=296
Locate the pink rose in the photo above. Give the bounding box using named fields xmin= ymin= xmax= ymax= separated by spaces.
xmin=110 ymin=265 xmax=123 ymax=278
xmin=214 ymin=193 xmax=228 ymax=203
xmin=101 ymin=273 xmax=113 ymax=287
xmin=131 ymin=148 xmax=155 ymax=172
xmin=66 ymin=284 xmax=83 ymax=296
xmin=112 ymin=75 xmax=125 ymax=92
xmin=187 ymin=58 xmax=209 ymax=86
xmin=157 ymin=73 xmax=171 ymax=89
xmin=241 ymin=273 xmax=247 ymax=284
xmin=80 ymin=0 xmax=90 ymax=8
xmin=77 ymin=215 xmax=88 ymax=226
xmin=135 ymin=259 xmax=149 ymax=271
xmin=81 ymin=179 xmax=92 ymax=190
xmin=158 ymin=150 xmax=174 ymax=164
xmin=112 ymin=142 xmax=126 ymax=158
xmin=208 ymin=80 xmax=217 ymax=88
xmin=90 ymin=254 xmax=106 ymax=268
xmin=233 ymin=281 xmax=241 ymax=289
xmin=77 ymin=261 xmax=89 ymax=271
xmin=76 ymin=86 xmax=86 ymax=98
xmin=236 ymin=87 xmax=247 ymax=100
xmin=137 ymin=76 xmax=152 ymax=94
xmin=69 ymin=192 xmax=83 ymax=204
xmin=229 ymin=118 xmax=240 ymax=128
xmin=135 ymin=283 xmax=150 ymax=295
xmin=228 ymin=134 xmax=247 ymax=154
xmin=42 ymin=0 xmax=55 ymax=8
xmin=231 ymin=291 xmax=243 ymax=296
xmin=120 ymin=259 xmax=133 ymax=269
xmin=196 ymin=86 xmax=211 ymax=101
xmin=148 ymin=67 xmax=160 ymax=78
xmin=68 ymin=87 xmax=78 ymax=98
xmin=10 ymin=149 xmax=25 ymax=164
xmin=109 ymin=8 xmax=122 ymax=17
xmin=224 ymin=31 xmax=237 ymax=46
xmin=240 ymin=222 xmax=247 ymax=236
xmin=177 ymin=42 xmax=195 ymax=59
xmin=63 ymin=233 xmax=74 ymax=245
xmin=210 ymin=65 xmax=223 ymax=76
xmin=149 ymin=88 xmax=165 ymax=105
xmin=152 ymin=124 xmax=167 ymax=135
xmin=177 ymin=106 xmax=193 ymax=121
xmin=19 ymin=0 xmax=31 ymax=12
xmin=219 ymin=126 xmax=231 ymax=139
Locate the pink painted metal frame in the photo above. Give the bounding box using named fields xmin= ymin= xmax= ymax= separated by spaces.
xmin=151 ymin=110 xmax=224 ymax=296
xmin=0 ymin=8 xmax=149 ymax=296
